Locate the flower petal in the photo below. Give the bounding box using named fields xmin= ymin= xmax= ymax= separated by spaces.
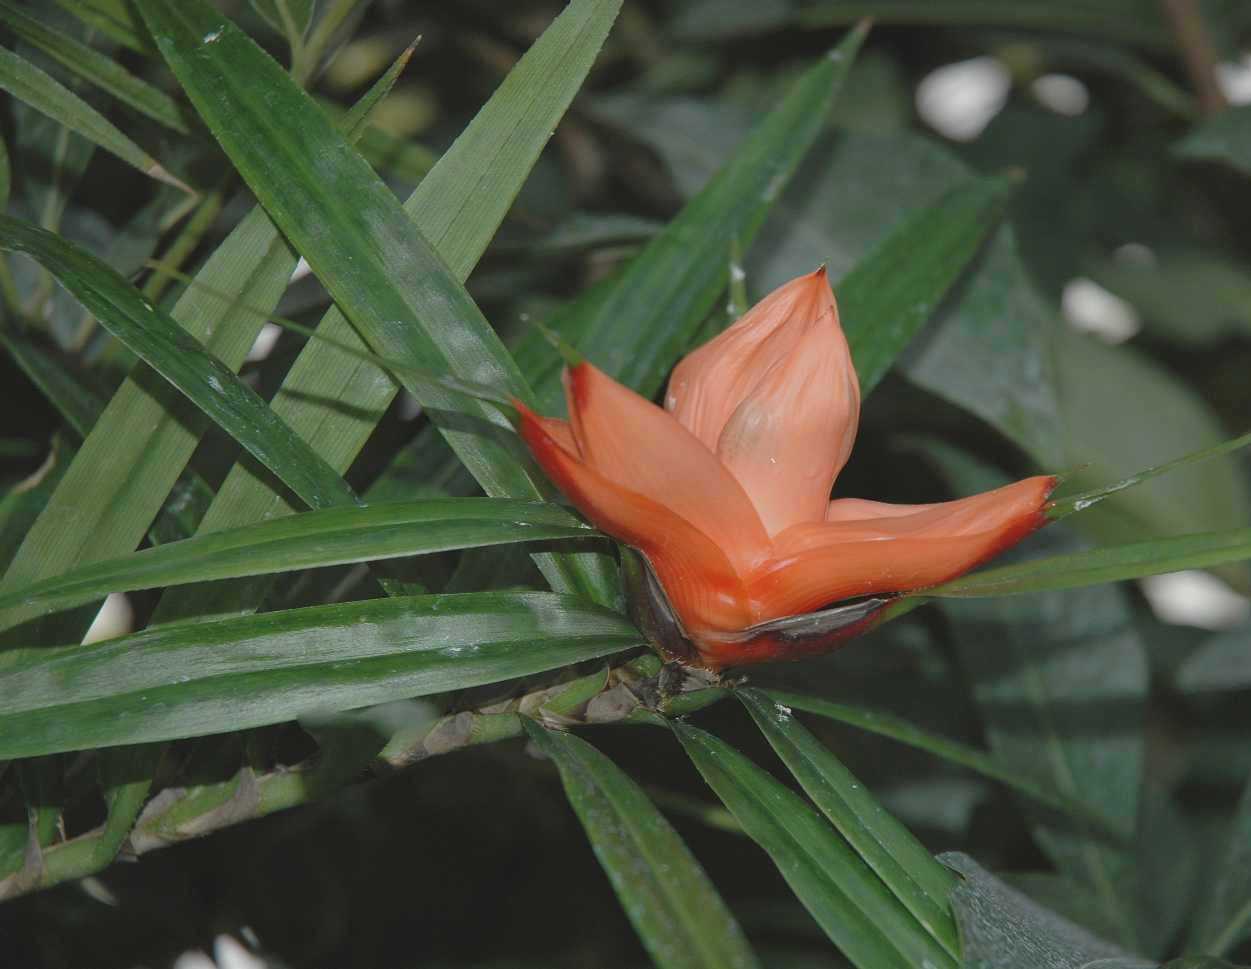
xmin=750 ymin=476 xmax=1057 ymax=619
xmin=714 ymin=304 xmax=859 ymax=535
xmin=563 ymin=361 xmax=771 ymax=572
xmin=517 ymin=402 xmax=755 ymax=635
xmin=665 ymin=268 xmax=852 ymax=451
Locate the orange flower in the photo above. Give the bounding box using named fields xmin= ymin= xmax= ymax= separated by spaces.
xmin=517 ymin=269 xmax=1055 ymax=669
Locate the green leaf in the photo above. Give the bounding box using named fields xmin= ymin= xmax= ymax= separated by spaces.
xmin=927 ymin=527 xmax=1251 ymax=598
xmin=946 ymin=558 xmax=1146 ymax=945
xmin=0 ymin=592 xmax=641 ymax=758
xmin=53 ymin=0 xmax=152 ymax=54
xmin=1049 ymin=430 xmax=1251 ymax=523
xmin=248 ymin=0 xmax=315 ymax=42
xmin=136 ymin=0 xmax=615 ymax=605
xmin=0 ymin=498 xmax=596 ymax=629
xmin=737 ymin=688 xmax=959 ymax=961
xmin=0 ymin=56 xmax=397 ymax=643
xmin=1050 ymin=327 xmax=1250 ymax=584
xmin=794 ymin=0 xmax=1174 ymax=48
xmin=150 ymin=0 xmax=625 ymax=625
xmin=673 ymin=721 xmax=935 ymax=969
xmin=1190 ymin=775 xmax=1251 ymax=957
xmin=839 ymin=173 xmax=1017 ymax=394
xmin=743 ymin=129 xmax=1063 ymax=466
xmin=523 ymin=721 xmax=762 ymax=969
xmin=1174 ymin=623 xmax=1251 ymax=694
xmin=1175 ymin=105 xmax=1251 ymax=177
xmin=767 ymin=690 xmax=1128 ymax=835
xmin=552 ymin=24 xmax=868 ymax=403
xmin=0 ymin=215 xmax=358 ymax=511
xmin=0 ymin=44 xmax=187 ymax=191
xmin=940 ymin=852 xmax=1134 ymax=969
xmin=0 ymin=128 xmax=10 ymax=212
xmin=0 ymin=0 xmax=189 ymax=132
xmin=0 ymin=328 xmax=102 ymax=437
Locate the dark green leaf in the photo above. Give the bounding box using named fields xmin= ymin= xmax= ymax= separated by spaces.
xmin=150 ymin=0 xmax=625 ymax=624
xmin=943 ymin=555 xmax=1147 ymax=945
xmin=0 ymin=592 xmax=641 ymax=758
xmin=0 ymin=0 xmax=188 ymax=132
xmin=0 ymin=215 xmax=358 ymax=511
xmin=552 ymin=24 xmax=868 ymax=403
xmin=839 ymin=173 xmax=1017 ymax=394
xmin=768 ymin=690 xmax=1129 ymax=835
xmin=737 ymin=688 xmax=959 ymax=960
xmin=940 ymin=852 xmax=1133 ymax=969
xmin=1050 ymin=328 xmax=1250 ymax=581
xmin=1174 ymin=624 xmax=1251 ymax=694
xmin=524 ymin=721 xmax=761 ymax=969
xmin=0 ymin=499 xmax=598 ymax=629
xmin=1175 ymin=105 xmax=1251 ymax=177
xmin=797 ymin=1 xmax=1173 ymax=47
xmin=0 ymin=45 xmax=186 ymax=190
xmin=0 ymin=65 xmax=396 ymax=643
xmin=928 ymin=527 xmax=1251 ymax=598
xmin=745 ymin=129 xmax=1063 ymax=466
xmin=0 ymin=328 xmax=102 ymax=437
xmin=673 ymin=721 xmax=938 ymax=969
xmin=1190 ymin=775 xmax=1251 ymax=957
xmin=136 ymin=0 xmax=614 ymax=604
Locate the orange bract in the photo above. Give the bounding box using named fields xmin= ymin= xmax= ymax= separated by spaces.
xmin=518 ymin=269 xmax=1055 ymax=668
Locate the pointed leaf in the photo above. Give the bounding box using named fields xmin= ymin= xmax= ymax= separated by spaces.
xmin=738 ymin=688 xmax=959 ymax=959
xmin=0 ymin=215 xmax=358 ymax=511
xmin=524 ymin=721 xmax=761 ymax=969
xmin=135 ymin=0 xmax=615 ymax=604
xmin=0 ymin=499 xmax=598 ymax=629
xmin=151 ymin=0 xmax=625 ymax=624
xmin=0 ymin=592 xmax=641 ymax=758
xmin=673 ymin=721 xmax=947 ymax=969
xmin=0 ymin=44 xmax=187 ymax=190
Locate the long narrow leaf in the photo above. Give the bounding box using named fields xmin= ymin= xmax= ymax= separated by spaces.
xmin=0 ymin=592 xmax=641 ymax=758
xmin=0 ymin=60 xmax=397 ymax=641
xmin=0 ymin=0 xmax=188 ymax=132
xmin=768 ymin=690 xmax=1125 ymax=835
xmin=0 ymin=45 xmax=187 ymax=190
xmin=152 ymin=0 xmax=624 ymax=623
xmin=0 ymin=499 xmax=597 ymax=629
xmin=535 ymin=23 xmax=869 ymax=406
xmin=0 ymin=216 xmax=357 ymax=511
xmin=524 ymin=721 xmax=761 ymax=969
xmin=737 ymin=688 xmax=960 ymax=960
xmin=926 ymin=526 xmax=1251 ymax=598
xmin=673 ymin=722 xmax=932 ymax=969
xmin=840 ymin=173 xmax=1017 ymax=394
xmin=137 ymin=0 xmax=617 ymax=605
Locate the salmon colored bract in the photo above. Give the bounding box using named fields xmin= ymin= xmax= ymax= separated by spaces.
xmin=517 ymin=269 xmax=1055 ymax=669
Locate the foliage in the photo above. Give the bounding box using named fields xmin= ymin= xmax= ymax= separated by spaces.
xmin=0 ymin=0 xmax=1250 ymax=967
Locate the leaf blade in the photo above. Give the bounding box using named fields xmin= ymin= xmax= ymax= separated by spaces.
xmin=524 ymin=721 xmax=762 ymax=969
xmin=0 ymin=592 xmax=641 ymax=758
xmin=673 ymin=721 xmax=936 ymax=969
xmin=0 ymin=499 xmax=598 ymax=628
xmin=737 ymin=687 xmax=959 ymax=959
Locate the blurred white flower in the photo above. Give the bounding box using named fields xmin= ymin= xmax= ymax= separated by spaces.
xmin=1141 ymin=571 xmax=1251 ymax=631
xmin=172 ymin=935 xmax=268 ymax=969
xmin=1061 ymin=277 xmax=1141 ymax=344
xmin=1031 ymin=73 xmax=1090 ymax=116
xmin=916 ymin=57 xmax=1010 ymax=141
xmin=1216 ymin=53 xmax=1251 ymax=104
